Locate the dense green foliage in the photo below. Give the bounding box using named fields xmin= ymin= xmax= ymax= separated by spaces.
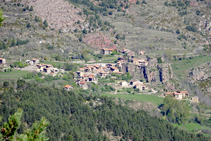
xmin=0 ymin=83 xmax=209 ymax=141
xmin=0 ymin=38 xmax=29 ymax=50
xmin=0 ymin=109 xmax=49 ymax=141
xmin=0 ymin=9 xmax=4 ymax=26
xmin=161 ymin=96 xmax=190 ymax=125
xmin=164 ymin=0 xmax=190 ymax=16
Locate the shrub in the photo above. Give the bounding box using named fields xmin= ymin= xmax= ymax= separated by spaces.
xmin=83 ymin=29 xmax=87 ymax=34
xmin=176 ymin=29 xmax=180 ymax=34
xmin=186 ymin=25 xmax=197 ymax=32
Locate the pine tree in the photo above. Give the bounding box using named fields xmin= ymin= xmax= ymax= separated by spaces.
xmin=0 ymin=109 xmax=49 ymax=141
xmin=29 ymin=6 xmax=33 ymax=11
xmin=0 ymin=9 xmax=4 ymax=26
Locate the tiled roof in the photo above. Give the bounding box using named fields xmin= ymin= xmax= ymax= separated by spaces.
xmin=64 ymin=85 xmax=71 ymax=88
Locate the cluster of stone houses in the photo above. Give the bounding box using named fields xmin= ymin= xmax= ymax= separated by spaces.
xmin=36 ymin=63 xmax=64 ymax=77
xmin=164 ymin=91 xmax=199 ymax=103
xmin=164 ymin=91 xmax=189 ymax=100
xmin=119 ymin=80 xmax=148 ymax=91
xmin=0 ymin=58 xmax=6 ymax=66
xmin=75 ymin=63 xmax=124 ymax=89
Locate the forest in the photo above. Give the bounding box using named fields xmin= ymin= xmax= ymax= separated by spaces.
xmin=0 ymin=82 xmax=210 ymax=141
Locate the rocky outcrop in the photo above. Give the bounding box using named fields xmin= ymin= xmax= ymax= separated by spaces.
xmin=21 ymin=0 xmax=85 ymax=31
xmin=157 ymin=64 xmax=173 ymax=82
xmin=188 ymin=61 xmax=211 ymax=82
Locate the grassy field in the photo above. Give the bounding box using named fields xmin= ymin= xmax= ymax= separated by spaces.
xmin=102 ymin=94 xmax=164 ymax=106
xmin=172 ymin=123 xmax=211 ymax=136
xmin=171 ymin=56 xmax=211 ymax=78
xmin=40 ymin=61 xmax=65 ymax=67
xmin=0 ymin=70 xmax=29 ymax=79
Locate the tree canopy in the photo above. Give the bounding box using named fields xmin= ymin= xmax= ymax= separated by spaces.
xmin=0 ymin=9 xmax=4 ymax=26
xmin=161 ymin=96 xmax=190 ymax=124
xmin=0 ymin=83 xmax=209 ymax=141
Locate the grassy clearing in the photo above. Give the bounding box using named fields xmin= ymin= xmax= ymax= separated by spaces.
xmin=102 ymin=94 xmax=164 ymax=106
xmin=40 ymin=61 xmax=65 ymax=67
xmin=172 ymin=123 xmax=211 ymax=136
xmin=171 ymin=56 xmax=211 ymax=78
xmin=0 ymin=70 xmax=29 ymax=79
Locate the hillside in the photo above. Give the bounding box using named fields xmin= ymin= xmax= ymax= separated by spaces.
xmin=1 ymin=0 xmax=211 ymax=140
xmin=1 ymin=0 xmax=211 ymax=59
xmin=0 ymin=83 xmax=209 ymax=141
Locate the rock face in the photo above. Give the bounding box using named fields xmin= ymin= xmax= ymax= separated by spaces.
xmin=157 ymin=64 xmax=173 ymax=82
xmin=121 ymin=58 xmax=173 ymax=83
xmin=22 ymin=0 xmax=85 ymax=31
xmin=188 ymin=61 xmax=211 ymax=82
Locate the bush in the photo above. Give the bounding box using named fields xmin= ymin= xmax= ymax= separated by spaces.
xmin=177 ymin=34 xmax=187 ymax=40
xmin=176 ymin=29 xmax=180 ymax=34
xmin=196 ymin=10 xmax=200 ymax=15
xmin=157 ymin=57 xmax=162 ymax=63
xmin=43 ymin=20 xmax=48 ymax=27
xmin=142 ymin=0 xmax=147 ymax=4
xmin=83 ymin=29 xmax=87 ymax=34
xmin=186 ymin=25 xmax=197 ymax=32
xmin=26 ymin=23 xmax=31 ymax=28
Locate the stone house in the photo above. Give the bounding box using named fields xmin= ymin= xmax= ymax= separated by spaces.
xmin=106 ymin=63 xmax=113 ymax=68
xmin=120 ymin=81 xmax=128 ymax=88
xmin=37 ymin=64 xmax=44 ymax=72
xmin=32 ymin=59 xmax=39 ymax=65
xmin=101 ymin=48 xmax=114 ymax=55
xmin=127 ymin=51 xmax=135 ymax=58
xmin=50 ymin=72 xmax=56 ymax=77
xmin=76 ymin=71 xmax=85 ymax=77
xmin=116 ymin=60 xmax=125 ymax=69
xmin=174 ymin=92 xmax=183 ymax=99
xmin=79 ymin=81 xmax=88 ymax=89
xmin=133 ymin=83 xmax=146 ymax=90
xmin=60 ymin=68 xmax=65 ymax=73
xmin=99 ymin=71 xmax=109 ymax=78
xmin=102 ymin=67 xmax=110 ymax=72
xmin=93 ymin=69 xmax=103 ymax=74
xmin=139 ymin=50 xmax=145 ymax=55
xmin=138 ymin=60 xmax=148 ymax=66
xmin=110 ymin=67 xmax=119 ymax=73
xmin=86 ymin=65 xmax=95 ymax=72
xmin=81 ymin=75 xmax=89 ymax=81
xmin=64 ymin=85 xmax=72 ymax=91
xmin=79 ymin=67 xmax=86 ymax=72
xmin=132 ymin=59 xmax=139 ymax=65
xmin=46 ymin=64 xmax=53 ymax=69
xmin=191 ymin=96 xmax=199 ymax=103
xmin=130 ymin=80 xmax=142 ymax=86
xmin=121 ymin=49 xmax=130 ymax=54
xmin=52 ymin=68 xmax=59 ymax=74
xmin=44 ymin=68 xmax=51 ymax=74
xmin=25 ymin=60 xmax=33 ymax=65
xmin=0 ymin=58 xmax=6 ymax=65
xmin=141 ymin=84 xmax=147 ymax=90
xmin=164 ymin=92 xmax=174 ymax=97
xmin=118 ymin=57 xmax=127 ymax=62
xmin=94 ymin=64 xmax=100 ymax=69
xmin=178 ymin=91 xmax=189 ymax=97
xmin=89 ymin=75 xmax=98 ymax=83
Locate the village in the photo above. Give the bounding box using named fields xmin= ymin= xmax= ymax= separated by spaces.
xmin=0 ymin=47 xmax=199 ymax=104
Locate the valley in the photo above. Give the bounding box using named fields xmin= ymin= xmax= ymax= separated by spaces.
xmin=1 ymin=0 xmax=211 ymax=140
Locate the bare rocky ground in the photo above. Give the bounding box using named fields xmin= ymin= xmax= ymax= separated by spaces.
xmin=21 ymin=0 xmax=85 ymax=31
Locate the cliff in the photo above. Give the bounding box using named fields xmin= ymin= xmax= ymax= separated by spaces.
xmin=188 ymin=61 xmax=211 ymax=82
